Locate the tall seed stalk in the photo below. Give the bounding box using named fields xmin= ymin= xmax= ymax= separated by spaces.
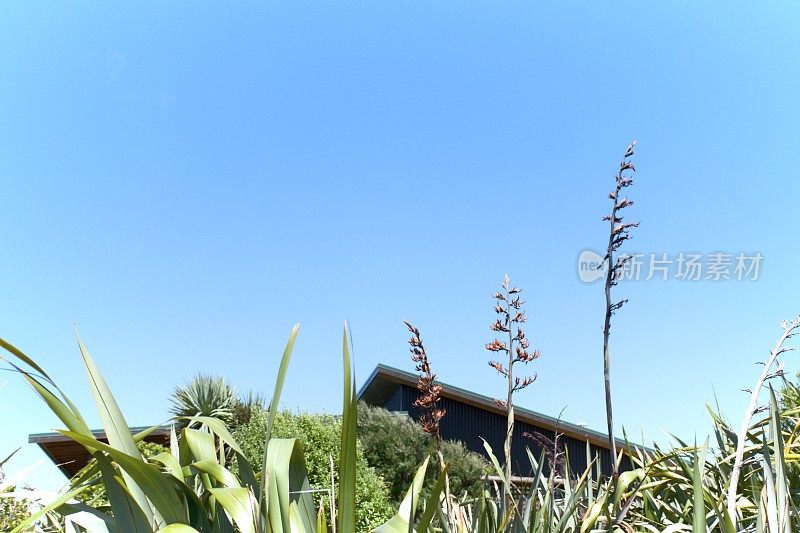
xmin=486 ymin=274 xmax=540 ymax=509
xmin=404 ymin=320 xmax=455 ymax=523
xmin=601 ymin=141 xmax=638 ymax=483
xmin=405 ymin=319 xmax=446 ymax=440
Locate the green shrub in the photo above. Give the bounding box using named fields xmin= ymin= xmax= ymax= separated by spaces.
xmin=234 ymin=408 xmax=393 ymax=532
xmin=0 ymin=490 xmax=29 ymax=531
xmin=357 ymin=401 xmax=490 ymax=505
xmin=230 ymin=390 xmax=266 ymax=428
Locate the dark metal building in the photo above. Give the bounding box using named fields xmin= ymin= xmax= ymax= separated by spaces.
xmin=358 ymin=364 xmax=634 ymax=478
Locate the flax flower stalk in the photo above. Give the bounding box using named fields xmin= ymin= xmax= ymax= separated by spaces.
xmin=601 ymin=141 xmax=638 ymax=484
xmin=486 ymin=274 xmax=540 ymax=510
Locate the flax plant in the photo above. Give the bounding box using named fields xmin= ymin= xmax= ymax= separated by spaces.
xmin=486 ymin=275 xmax=540 ymax=510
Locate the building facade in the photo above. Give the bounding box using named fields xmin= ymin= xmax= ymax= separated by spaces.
xmin=358 ymin=364 xmax=634 ymax=477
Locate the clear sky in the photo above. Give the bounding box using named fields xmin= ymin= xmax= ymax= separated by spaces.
xmin=1 ymin=2 xmax=799 ymax=491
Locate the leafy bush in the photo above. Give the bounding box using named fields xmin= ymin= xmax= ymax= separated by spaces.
xmin=0 ymin=490 xmax=29 ymax=532
xmin=357 ymin=401 xmax=489 ymax=505
xmin=234 ymin=408 xmax=394 ymax=532
xmin=0 ymin=452 xmax=28 ymax=530
xmin=230 ymin=391 xmax=266 ymax=428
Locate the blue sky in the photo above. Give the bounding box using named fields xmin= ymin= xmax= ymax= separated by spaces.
xmin=1 ymin=2 xmax=799 ymax=490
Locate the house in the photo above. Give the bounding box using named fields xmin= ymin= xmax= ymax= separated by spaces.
xmin=357 ymin=364 xmax=634 ymax=477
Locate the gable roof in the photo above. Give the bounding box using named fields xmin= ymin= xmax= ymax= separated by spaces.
xmin=358 ymin=364 xmax=631 ymax=451
xmin=29 ymin=426 xmax=171 ymax=478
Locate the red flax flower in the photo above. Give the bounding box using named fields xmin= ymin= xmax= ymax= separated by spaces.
xmin=404 ymin=319 xmax=446 ymax=438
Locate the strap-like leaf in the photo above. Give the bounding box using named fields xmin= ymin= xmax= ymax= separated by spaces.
xmin=156 ymin=524 xmax=202 ymax=532
xmin=418 ymin=464 xmax=449 ymax=532
xmin=338 ymin=323 xmax=357 ymax=532
xmin=95 ymin=450 xmax=153 ymax=531
xmin=692 ymin=439 xmax=709 ymax=533
xmin=62 ymin=430 xmax=186 ymax=525
xmin=76 ymin=330 xmax=157 ymax=525
xmin=209 ymin=487 xmax=258 ymax=533
xmin=184 ymin=428 xmax=217 ymax=463
xmin=187 ymin=460 xmax=241 ymax=489
xmin=374 ymin=456 xmax=430 ymax=532
xmin=265 ymin=437 xmax=315 ymax=533
xmin=10 ymin=485 xmax=90 ymax=533
xmin=259 ymin=323 xmax=300 ymax=509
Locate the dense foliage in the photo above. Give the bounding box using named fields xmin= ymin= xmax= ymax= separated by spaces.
xmin=0 ymin=488 xmax=30 ymax=532
xmin=0 ymin=325 xmax=392 ymax=533
xmin=0 ymin=452 xmax=28 ymax=530
xmin=235 ymin=408 xmax=394 ymax=531
xmin=357 ymin=402 xmax=489 ymax=505
xmin=3 ymin=321 xmax=800 ymax=532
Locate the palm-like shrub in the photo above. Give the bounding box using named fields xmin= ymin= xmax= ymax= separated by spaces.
xmin=170 ymin=374 xmax=237 ymax=427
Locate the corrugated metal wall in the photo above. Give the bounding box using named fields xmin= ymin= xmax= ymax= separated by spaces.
xmin=395 ymin=385 xmax=620 ymax=477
